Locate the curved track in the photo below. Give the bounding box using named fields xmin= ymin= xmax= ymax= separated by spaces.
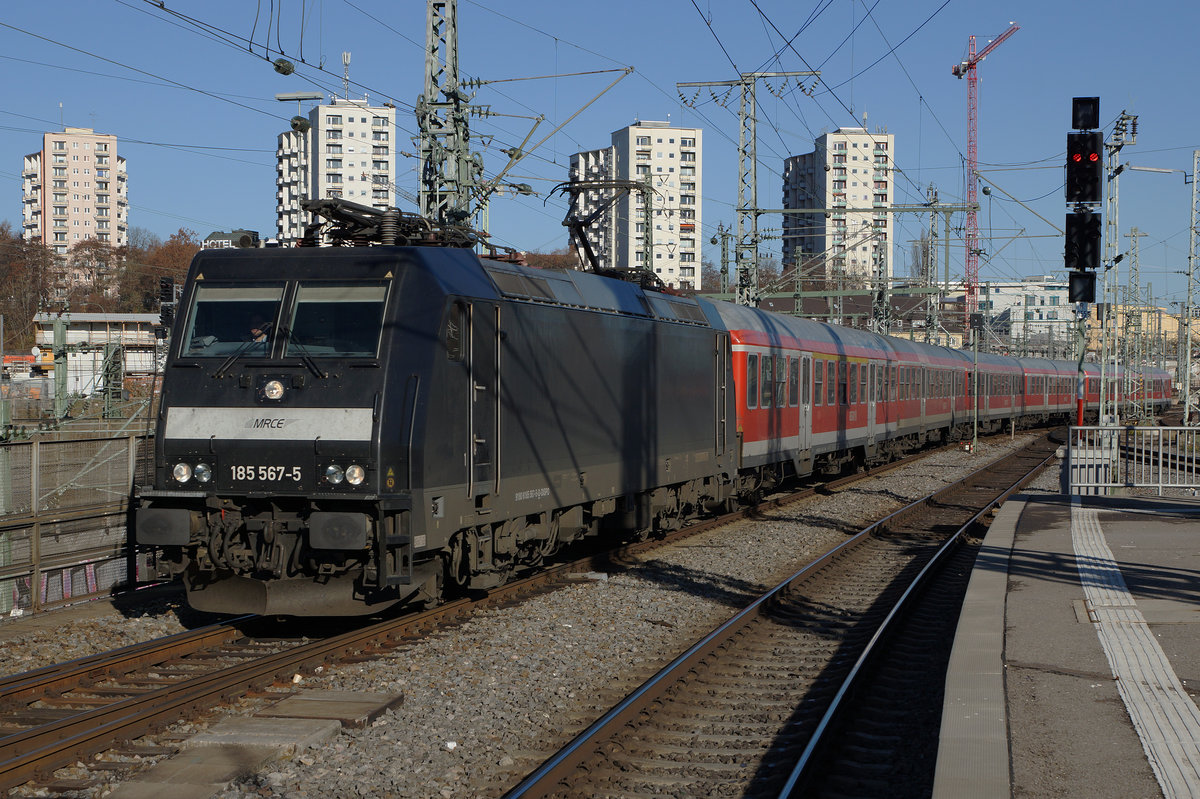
xmin=503 ymin=432 xmax=1060 ymax=798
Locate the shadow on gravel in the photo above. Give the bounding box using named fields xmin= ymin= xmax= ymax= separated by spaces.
xmin=110 ymin=581 xmax=234 ymax=628
xmin=622 ymin=558 xmax=771 ymax=611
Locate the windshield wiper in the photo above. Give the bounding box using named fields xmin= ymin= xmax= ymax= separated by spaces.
xmin=212 ymin=323 xmax=272 ymax=379
xmin=282 ymin=326 xmax=327 ymax=380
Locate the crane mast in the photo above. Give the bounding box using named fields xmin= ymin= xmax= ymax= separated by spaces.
xmin=952 ymin=23 xmax=1019 ymax=334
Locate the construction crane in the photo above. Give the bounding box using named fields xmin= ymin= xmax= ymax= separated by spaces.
xmin=952 ymin=22 xmax=1019 ymax=333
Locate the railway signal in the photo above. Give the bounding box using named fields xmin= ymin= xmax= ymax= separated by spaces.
xmin=1066 ymin=131 xmax=1104 ymax=204
xmin=1066 ymin=97 xmax=1102 ymax=305
xmin=1065 ymin=210 xmax=1102 ymax=271
xmin=158 ymin=276 xmax=175 ymax=329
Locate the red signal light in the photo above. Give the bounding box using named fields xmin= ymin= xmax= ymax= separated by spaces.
xmin=1088 ymin=152 xmax=1099 ymax=162
xmin=1072 ymin=153 xmax=1083 ymax=163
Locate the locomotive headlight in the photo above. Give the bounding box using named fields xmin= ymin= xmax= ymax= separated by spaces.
xmin=173 ymin=462 xmax=193 ymax=483
xmin=194 ymin=462 xmax=213 ymax=483
xmin=263 ymin=379 xmax=286 ymax=401
xmin=324 ymin=464 xmax=345 ymax=484
xmin=345 ymin=464 xmax=366 ymax=486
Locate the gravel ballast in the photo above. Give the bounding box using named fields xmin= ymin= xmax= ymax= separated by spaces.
xmin=1 ymin=434 xmax=1054 ymax=798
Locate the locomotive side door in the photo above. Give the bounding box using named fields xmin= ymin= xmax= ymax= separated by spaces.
xmin=715 ymin=333 xmax=729 ymax=456
xmin=469 ymin=302 xmax=500 ymax=501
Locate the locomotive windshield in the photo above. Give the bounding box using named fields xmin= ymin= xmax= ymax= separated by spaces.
xmin=283 ymin=282 xmax=388 ymax=358
xmin=180 ymin=285 xmax=284 ymax=357
xmin=178 ymin=281 xmax=388 ymax=359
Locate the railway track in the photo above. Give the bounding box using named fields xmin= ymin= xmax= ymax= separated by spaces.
xmin=503 ymin=431 xmax=1060 ymax=798
xmin=0 ymin=432 xmax=1039 ymax=794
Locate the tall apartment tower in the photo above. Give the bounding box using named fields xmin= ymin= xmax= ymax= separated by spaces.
xmin=276 ymin=96 xmax=398 ymax=245
xmin=568 ymin=121 xmax=702 ymax=290
xmin=782 ymin=127 xmax=894 ymax=289
xmin=22 ymin=127 xmax=128 ymax=254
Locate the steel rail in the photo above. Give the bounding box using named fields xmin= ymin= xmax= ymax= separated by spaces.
xmin=0 ymin=616 xmax=253 ymax=699
xmin=776 ymin=438 xmax=1058 ymax=797
xmin=502 ymin=433 xmax=1059 ymax=798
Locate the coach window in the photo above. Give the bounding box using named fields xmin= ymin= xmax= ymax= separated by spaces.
xmin=827 ymin=361 xmax=836 ymax=406
xmin=814 ymin=359 xmax=824 ymax=406
xmin=789 ymin=357 xmax=799 ymax=406
xmin=747 ymin=354 xmax=759 ymax=409
xmin=761 ymin=354 xmax=774 ymax=408
xmin=860 ymin=364 xmax=868 ymax=404
xmin=802 ymin=358 xmax=811 ymax=405
xmin=838 ymin=361 xmax=848 ymax=405
xmin=849 ymin=363 xmax=858 ymax=404
xmin=775 ymin=357 xmax=787 ymax=408
xmin=890 ymin=364 xmax=897 ymax=401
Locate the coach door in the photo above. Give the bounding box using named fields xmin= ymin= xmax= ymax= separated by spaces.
xmin=799 ymin=355 xmax=812 ymax=453
xmin=469 ymin=302 xmax=500 ymax=501
xmin=866 ymin=362 xmax=877 ymax=444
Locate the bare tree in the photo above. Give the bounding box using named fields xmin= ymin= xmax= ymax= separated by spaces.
xmin=0 ymin=222 xmax=53 ymax=351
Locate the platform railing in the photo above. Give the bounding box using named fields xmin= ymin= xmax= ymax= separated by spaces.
xmin=1068 ymin=426 xmax=1200 ymax=496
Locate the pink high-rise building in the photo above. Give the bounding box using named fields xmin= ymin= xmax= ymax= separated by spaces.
xmin=22 ymin=127 xmax=129 ymax=254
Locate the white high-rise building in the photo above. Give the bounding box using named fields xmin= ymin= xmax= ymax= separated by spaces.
xmin=22 ymin=127 xmax=128 ymax=254
xmin=782 ymin=127 xmax=894 ymax=287
xmin=569 ymin=121 xmax=702 ymax=290
xmin=276 ymin=97 xmax=398 ymax=245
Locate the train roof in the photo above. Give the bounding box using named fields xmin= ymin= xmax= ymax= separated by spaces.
xmin=186 ymin=247 xmax=716 ymax=328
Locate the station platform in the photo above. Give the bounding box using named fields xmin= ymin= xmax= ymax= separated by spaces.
xmin=934 ymin=492 xmax=1200 ymax=798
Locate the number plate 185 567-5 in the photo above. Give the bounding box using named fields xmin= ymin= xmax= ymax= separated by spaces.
xmin=229 ymin=465 xmax=302 ymax=482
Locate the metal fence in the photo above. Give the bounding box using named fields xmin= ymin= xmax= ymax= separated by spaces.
xmin=0 ymin=434 xmax=152 ymax=615
xmin=1068 ymin=426 xmax=1200 ymax=496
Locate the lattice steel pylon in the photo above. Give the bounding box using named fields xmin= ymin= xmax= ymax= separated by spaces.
xmin=1124 ymin=227 xmax=1149 ymax=420
xmin=951 ymin=23 xmax=1019 ymax=331
xmin=678 ymin=71 xmax=818 ymax=306
xmin=1184 ymin=150 xmax=1200 ymax=423
xmin=416 ymin=0 xmax=482 ymax=225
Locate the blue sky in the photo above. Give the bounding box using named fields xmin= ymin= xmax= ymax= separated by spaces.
xmin=2 ymin=1 xmax=1197 ymax=304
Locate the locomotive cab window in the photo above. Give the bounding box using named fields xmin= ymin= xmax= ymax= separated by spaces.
xmin=444 ymin=303 xmax=466 ymax=361
xmin=180 ymin=285 xmax=284 ymax=357
xmin=284 ymin=282 xmax=388 ymax=358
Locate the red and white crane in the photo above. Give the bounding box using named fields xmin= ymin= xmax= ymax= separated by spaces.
xmin=952 ymin=22 xmax=1019 ymax=332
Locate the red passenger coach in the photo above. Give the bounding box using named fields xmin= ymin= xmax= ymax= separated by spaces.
xmin=707 ymin=299 xmax=1171 ymax=491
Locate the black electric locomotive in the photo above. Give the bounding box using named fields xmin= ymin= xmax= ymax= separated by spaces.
xmin=136 ymin=245 xmax=738 ymax=615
